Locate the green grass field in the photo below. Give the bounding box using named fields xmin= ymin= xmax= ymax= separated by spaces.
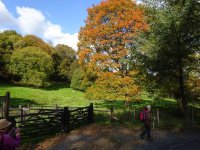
xmin=1 ymin=82 xmax=199 ymax=127
xmin=0 ymin=82 xmax=91 ymax=107
xmin=0 ymin=82 xmax=178 ymax=109
xmin=1 ymin=82 xmax=199 ymax=145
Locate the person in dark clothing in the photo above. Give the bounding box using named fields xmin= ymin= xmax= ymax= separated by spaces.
xmin=0 ymin=119 xmax=20 ymax=150
xmin=140 ymin=105 xmax=151 ymax=140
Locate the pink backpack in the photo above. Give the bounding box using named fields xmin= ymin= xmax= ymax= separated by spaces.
xmin=139 ymin=111 xmax=146 ymax=121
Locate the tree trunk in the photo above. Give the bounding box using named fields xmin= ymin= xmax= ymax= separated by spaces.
xmin=178 ymin=48 xmax=189 ymax=123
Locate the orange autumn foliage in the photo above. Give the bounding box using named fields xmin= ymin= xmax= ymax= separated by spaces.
xmin=86 ymin=72 xmax=141 ymax=101
xmin=78 ymin=0 xmax=148 ymax=101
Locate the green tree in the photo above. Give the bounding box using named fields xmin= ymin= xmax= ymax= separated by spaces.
xmin=0 ymin=30 xmax=22 ymax=79
xmin=70 ymin=68 xmax=91 ymax=91
xmin=9 ymin=46 xmax=54 ymax=87
xmin=51 ymin=44 xmax=76 ymax=81
xmin=68 ymin=60 xmax=79 ymax=81
xmin=14 ymin=35 xmax=53 ymax=55
xmin=142 ymin=0 xmax=200 ymax=121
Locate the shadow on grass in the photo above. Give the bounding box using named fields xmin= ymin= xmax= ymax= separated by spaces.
xmin=152 ymin=99 xmax=177 ymax=108
xmin=41 ymin=82 xmax=70 ymax=91
xmin=94 ymin=100 xmax=144 ymax=110
xmin=94 ymin=98 xmax=177 ymax=110
xmin=9 ymin=98 xmax=38 ymax=107
xmin=0 ymin=82 xmax=15 ymax=88
xmin=0 ymin=81 xmax=70 ymax=91
xmin=94 ymin=101 xmax=200 ymax=130
xmin=94 ymin=108 xmax=142 ymax=127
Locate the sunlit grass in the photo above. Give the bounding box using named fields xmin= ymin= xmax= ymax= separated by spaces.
xmin=0 ymin=82 xmax=177 ymax=109
xmin=0 ymin=82 xmax=91 ymax=107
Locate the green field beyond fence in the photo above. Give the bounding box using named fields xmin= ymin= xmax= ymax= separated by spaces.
xmin=0 ymin=83 xmax=200 ymax=131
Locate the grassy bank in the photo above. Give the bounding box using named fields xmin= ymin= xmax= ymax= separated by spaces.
xmin=0 ymin=82 xmax=177 ymax=108
xmin=1 ymin=82 xmax=199 ymax=130
xmin=0 ymin=82 xmax=90 ymax=107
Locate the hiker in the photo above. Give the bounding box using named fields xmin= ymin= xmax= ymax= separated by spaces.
xmin=139 ymin=105 xmax=151 ymax=140
xmin=0 ymin=119 xmax=20 ymax=150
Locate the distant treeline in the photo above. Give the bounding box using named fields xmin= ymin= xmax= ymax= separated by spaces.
xmin=0 ymin=30 xmax=81 ymax=88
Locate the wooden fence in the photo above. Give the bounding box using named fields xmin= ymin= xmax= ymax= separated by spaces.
xmin=94 ymin=106 xmax=200 ymax=126
xmin=62 ymin=103 xmax=94 ymax=133
xmin=0 ymin=92 xmax=10 ymax=119
xmin=0 ymin=103 xmax=94 ymax=138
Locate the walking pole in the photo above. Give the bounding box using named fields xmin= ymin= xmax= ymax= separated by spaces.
xmin=152 ymin=116 xmax=155 ymax=139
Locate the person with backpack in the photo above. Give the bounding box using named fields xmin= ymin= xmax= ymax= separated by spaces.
xmin=0 ymin=119 xmax=20 ymax=150
xmin=139 ymin=105 xmax=152 ymax=140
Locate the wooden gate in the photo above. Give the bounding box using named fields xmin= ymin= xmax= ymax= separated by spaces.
xmin=0 ymin=103 xmax=94 ymax=138
xmin=9 ymin=108 xmax=63 ymax=138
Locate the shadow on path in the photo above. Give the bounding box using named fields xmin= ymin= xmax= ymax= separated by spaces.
xmin=35 ymin=124 xmax=200 ymax=150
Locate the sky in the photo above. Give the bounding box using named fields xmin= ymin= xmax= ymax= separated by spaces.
xmin=0 ymin=0 xmax=142 ymax=50
xmin=0 ymin=0 xmax=102 ymax=50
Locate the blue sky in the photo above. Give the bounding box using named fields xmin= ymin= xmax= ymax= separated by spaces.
xmin=2 ymin=0 xmax=101 ymax=34
xmin=0 ymin=0 xmax=142 ymax=50
xmin=0 ymin=0 xmax=102 ymax=50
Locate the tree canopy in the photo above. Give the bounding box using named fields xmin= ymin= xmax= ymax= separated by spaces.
xmin=0 ymin=30 xmax=22 ymax=79
xmin=78 ymin=0 xmax=148 ymax=102
xmin=0 ymin=30 xmax=77 ymax=84
xmin=51 ymin=44 xmax=76 ymax=81
xmin=9 ymin=46 xmax=54 ymax=87
xmin=140 ymin=0 xmax=200 ymax=120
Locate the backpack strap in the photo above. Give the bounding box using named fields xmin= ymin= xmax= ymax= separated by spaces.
xmin=143 ymin=111 xmax=146 ymax=120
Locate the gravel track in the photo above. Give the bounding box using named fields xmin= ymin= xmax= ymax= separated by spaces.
xmin=35 ymin=124 xmax=200 ymax=150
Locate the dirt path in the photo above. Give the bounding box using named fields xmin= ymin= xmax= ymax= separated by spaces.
xmin=35 ymin=124 xmax=200 ymax=150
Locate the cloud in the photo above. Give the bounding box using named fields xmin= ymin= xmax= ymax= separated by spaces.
xmin=0 ymin=1 xmax=78 ymax=50
xmin=16 ymin=6 xmax=46 ymax=34
xmin=0 ymin=1 xmax=17 ymax=28
xmin=43 ymin=22 xmax=78 ymax=50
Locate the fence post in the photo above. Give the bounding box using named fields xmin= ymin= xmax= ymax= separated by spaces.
xmin=4 ymin=92 xmax=10 ymax=120
xmin=27 ymin=103 xmax=30 ymax=114
xmin=61 ymin=107 xmax=70 ymax=133
xmin=55 ymin=104 xmax=58 ymax=110
xmin=191 ymin=106 xmax=193 ymax=125
xmin=2 ymin=98 xmax=5 ymax=117
xmin=19 ymin=105 xmax=23 ymax=124
xmin=157 ymin=108 xmax=160 ymax=124
xmin=66 ymin=107 xmax=70 ymax=133
xmin=110 ymin=107 xmax=114 ymax=122
xmin=133 ymin=107 xmax=136 ymax=120
xmin=88 ymin=103 xmax=94 ymax=123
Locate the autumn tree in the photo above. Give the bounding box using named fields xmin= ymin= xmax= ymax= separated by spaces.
xmin=78 ymin=0 xmax=148 ymax=104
